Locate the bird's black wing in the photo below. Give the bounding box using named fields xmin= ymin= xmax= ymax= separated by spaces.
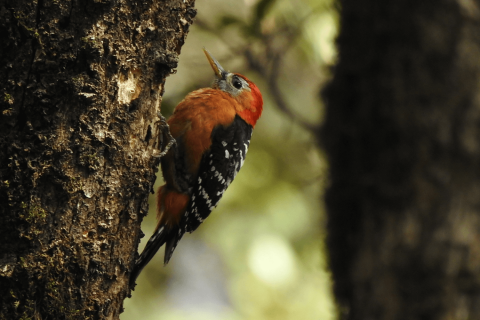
xmin=182 ymin=115 xmax=253 ymax=234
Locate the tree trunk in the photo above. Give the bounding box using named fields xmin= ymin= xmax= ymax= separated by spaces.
xmin=0 ymin=0 xmax=195 ymax=319
xmin=322 ymin=1 xmax=480 ymax=319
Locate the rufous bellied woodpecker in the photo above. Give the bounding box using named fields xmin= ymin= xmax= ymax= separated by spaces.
xmin=130 ymin=49 xmax=263 ymax=285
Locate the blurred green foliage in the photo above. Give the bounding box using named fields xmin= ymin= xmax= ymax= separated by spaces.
xmin=123 ymin=0 xmax=337 ymax=319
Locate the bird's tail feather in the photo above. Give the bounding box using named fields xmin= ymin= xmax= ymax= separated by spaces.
xmin=164 ymin=227 xmax=184 ymax=265
xmin=130 ymin=186 xmax=189 ymax=287
xmin=130 ymin=225 xmax=168 ymax=287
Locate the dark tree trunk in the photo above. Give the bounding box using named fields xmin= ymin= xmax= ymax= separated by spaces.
xmin=0 ymin=0 xmax=195 ymax=319
xmin=322 ymin=1 xmax=480 ymax=319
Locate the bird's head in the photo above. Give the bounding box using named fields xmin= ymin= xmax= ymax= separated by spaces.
xmin=203 ymin=48 xmax=263 ymax=128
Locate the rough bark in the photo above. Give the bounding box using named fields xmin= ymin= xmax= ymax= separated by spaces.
xmin=322 ymin=1 xmax=480 ymax=319
xmin=0 ymin=0 xmax=195 ymax=319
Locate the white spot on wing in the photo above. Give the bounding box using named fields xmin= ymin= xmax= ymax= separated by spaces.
xmin=199 ymin=186 xmax=210 ymax=200
xmin=240 ymin=150 xmax=245 ymax=168
xmin=225 ymin=150 xmax=230 ymax=158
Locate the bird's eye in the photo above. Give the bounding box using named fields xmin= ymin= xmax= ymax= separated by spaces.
xmin=232 ymin=77 xmax=242 ymax=89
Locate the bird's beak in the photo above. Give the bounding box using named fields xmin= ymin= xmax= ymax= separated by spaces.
xmin=203 ymin=48 xmax=226 ymax=79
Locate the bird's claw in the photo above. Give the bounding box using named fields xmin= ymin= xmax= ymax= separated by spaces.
xmin=155 ymin=112 xmax=176 ymax=158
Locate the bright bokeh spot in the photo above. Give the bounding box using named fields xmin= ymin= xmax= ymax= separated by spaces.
xmin=248 ymin=234 xmax=298 ymax=287
xmin=306 ymin=13 xmax=337 ymax=64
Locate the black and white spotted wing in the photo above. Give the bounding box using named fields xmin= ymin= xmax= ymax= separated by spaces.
xmin=183 ymin=115 xmax=253 ymax=233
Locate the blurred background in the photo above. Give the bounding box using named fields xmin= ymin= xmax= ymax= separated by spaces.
xmin=123 ymin=0 xmax=337 ymax=319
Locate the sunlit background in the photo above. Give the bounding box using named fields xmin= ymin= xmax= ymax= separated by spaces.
xmin=123 ymin=0 xmax=337 ymax=319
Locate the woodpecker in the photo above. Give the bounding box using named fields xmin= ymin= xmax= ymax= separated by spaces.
xmin=130 ymin=49 xmax=263 ymax=285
